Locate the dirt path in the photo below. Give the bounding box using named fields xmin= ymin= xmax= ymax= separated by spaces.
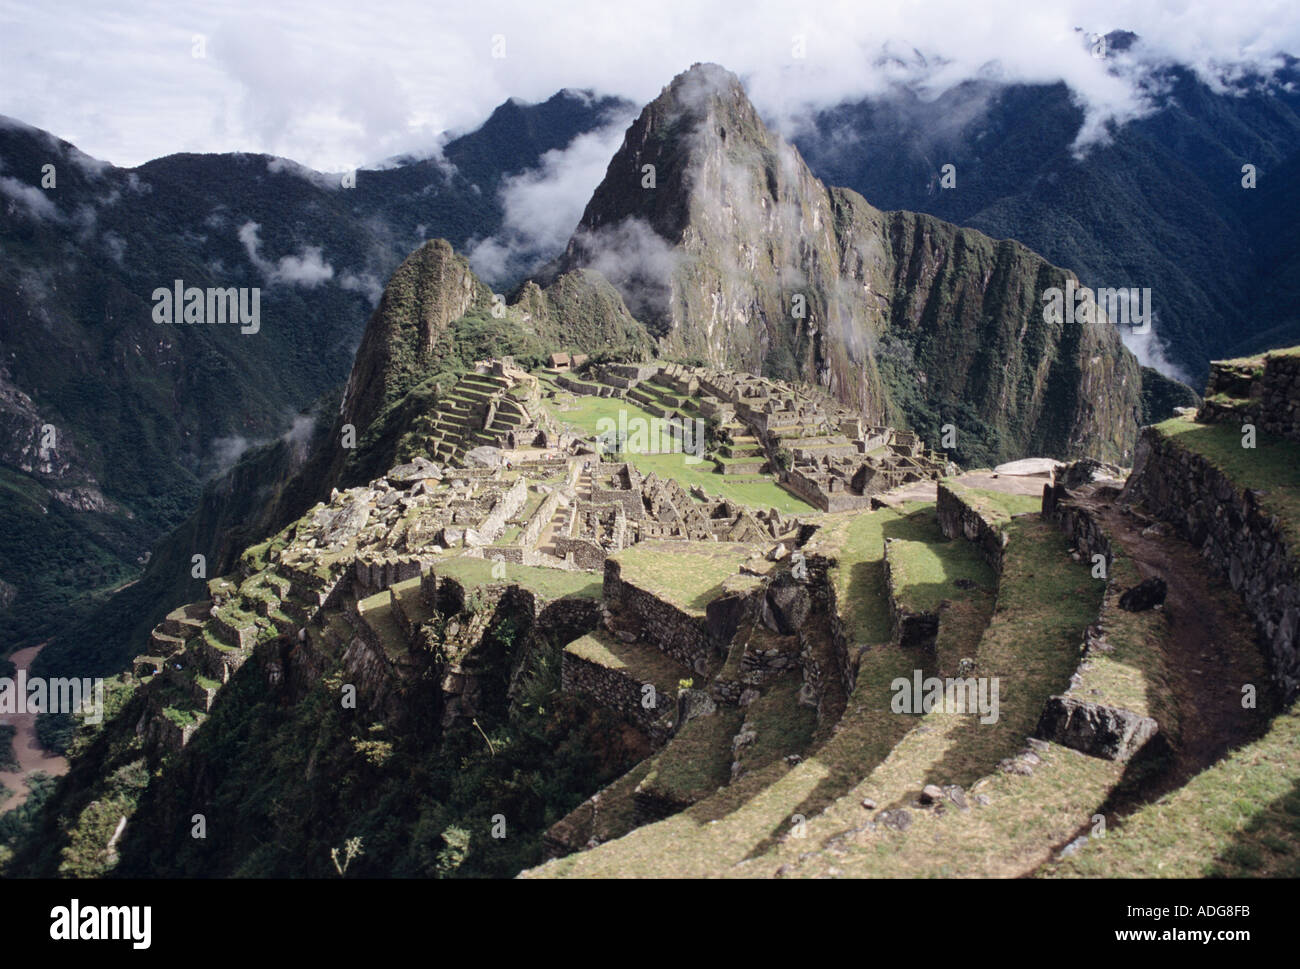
xmin=0 ymin=644 xmax=70 ymax=813
xmin=1087 ymin=490 xmax=1273 ymax=800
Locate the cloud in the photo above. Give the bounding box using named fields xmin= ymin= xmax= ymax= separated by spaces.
xmin=1121 ymin=316 xmax=1191 ymax=383
xmin=339 ymin=270 xmax=384 ymax=305
xmin=0 ymin=1 xmax=1295 ymax=171
xmin=565 ymin=217 xmax=686 ymax=326
xmin=467 ymin=111 xmax=635 ymax=285
xmin=102 ymin=230 xmax=127 ymax=265
xmin=238 ymin=220 xmax=335 ymax=287
xmin=0 ymin=175 xmax=60 ymax=221
xmin=209 ymin=434 xmax=252 ymax=473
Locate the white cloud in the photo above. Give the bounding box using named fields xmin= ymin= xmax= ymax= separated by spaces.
xmin=0 ymin=1 xmax=1295 ymax=171
xmin=0 ymin=175 xmax=59 ymax=220
xmin=238 ymin=220 xmax=335 ymax=287
xmin=339 ymin=270 xmax=384 ymax=305
xmin=1122 ymin=316 xmax=1191 ymax=383
xmin=467 ymin=111 xmax=635 ymax=285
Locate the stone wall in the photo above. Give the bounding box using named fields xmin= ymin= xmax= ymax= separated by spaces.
xmin=1122 ymin=426 xmax=1300 ymax=699
xmin=1199 ymin=353 xmax=1300 ymax=444
xmin=560 ymin=650 xmax=674 ymax=742
xmin=521 ymin=489 xmax=563 ymax=547
xmin=937 ymin=482 xmax=1008 ymax=573
xmin=603 ymin=558 xmax=724 ymax=674
xmin=1041 ymin=481 xmax=1113 ymax=576
xmin=1259 ymin=355 xmax=1300 ymax=441
xmin=1035 ymin=484 xmax=1162 ymax=760
xmin=556 ymin=537 xmax=607 ymax=570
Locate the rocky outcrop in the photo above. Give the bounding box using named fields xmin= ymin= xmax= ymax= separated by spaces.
xmin=1035 ymin=695 xmax=1158 ymax=762
xmin=550 ymin=62 xmax=1142 ymax=464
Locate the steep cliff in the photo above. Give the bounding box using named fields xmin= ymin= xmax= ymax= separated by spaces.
xmin=552 ymin=63 xmax=1142 ymax=465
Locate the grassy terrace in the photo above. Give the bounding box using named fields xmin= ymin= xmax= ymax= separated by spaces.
xmin=611 ymin=541 xmax=763 ymax=615
xmin=942 ymin=479 xmax=1043 ymax=523
xmin=527 ymin=508 xmax=944 ymax=878
xmin=1046 ymin=707 xmax=1300 ymax=878
xmin=730 ymin=673 xmax=818 ymax=776
xmin=638 ymin=708 xmax=746 ymax=808
xmin=756 ymin=515 xmax=1111 ymax=878
xmin=356 ymin=591 xmax=409 ymax=658
xmin=564 ymin=629 xmax=694 ymax=701
xmin=434 ymin=555 xmax=602 ymax=601
xmin=528 ymin=514 xmax=1105 ymax=878
xmin=1153 ymin=415 xmax=1300 ymax=552
xmin=542 ymin=393 xmax=812 ymax=513
xmin=816 ymin=502 xmax=990 ymax=645
xmin=886 ymin=534 xmax=997 ymax=616
xmin=1062 ymin=548 xmax=1177 ymax=733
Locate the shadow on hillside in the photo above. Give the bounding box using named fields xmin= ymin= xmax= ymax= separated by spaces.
xmin=1207 ymin=774 xmax=1300 ymax=877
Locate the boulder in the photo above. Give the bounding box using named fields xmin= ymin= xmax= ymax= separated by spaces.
xmin=763 ymin=574 xmax=811 ymax=635
xmin=1118 ymin=577 xmax=1167 ymax=611
xmin=1035 ymin=695 xmax=1159 ymax=761
xmin=465 ymin=446 xmax=505 ymax=468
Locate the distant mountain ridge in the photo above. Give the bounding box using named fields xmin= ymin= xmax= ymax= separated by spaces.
xmin=0 ymin=90 xmax=629 ymax=655
xmin=548 ymin=63 xmax=1142 ymax=462
xmin=790 ymin=42 xmax=1300 ymax=384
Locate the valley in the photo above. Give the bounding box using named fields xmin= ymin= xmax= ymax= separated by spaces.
xmin=0 ymin=53 xmax=1297 ymax=888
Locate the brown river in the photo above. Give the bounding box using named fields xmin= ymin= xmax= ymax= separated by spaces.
xmin=1 ymin=644 xmax=69 ymax=813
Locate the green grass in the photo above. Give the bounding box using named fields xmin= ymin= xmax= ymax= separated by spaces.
xmin=945 ymin=481 xmax=1043 ymax=522
xmin=564 ymin=630 xmax=693 ymax=700
xmin=638 ymin=708 xmax=746 ymax=807
xmin=886 ymin=535 xmax=997 ymax=615
xmin=1061 ymin=548 xmax=1176 ymax=732
xmin=611 ymin=541 xmax=762 ymax=615
xmin=544 ymin=394 xmax=812 ymax=513
xmin=434 ymin=555 xmax=602 ymax=601
xmin=752 ymin=514 xmax=1110 ymax=878
xmin=1153 ymin=416 xmax=1300 ymax=553
xmin=818 ymin=502 xmax=986 ymax=645
xmin=1048 ymin=707 xmax=1300 ymax=878
xmin=730 ymin=674 xmax=818 ymax=776
xmin=356 ymin=593 xmax=409 ymax=659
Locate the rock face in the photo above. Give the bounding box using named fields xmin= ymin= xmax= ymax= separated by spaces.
xmin=1119 ymin=577 xmax=1168 ymax=612
xmin=551 ymin=62 xmax=1142 ymax=465
xmin=340 ymin=239 xmax=493 ymax=435
xmin=1036 ymin=695 xmax=1159 ymax=762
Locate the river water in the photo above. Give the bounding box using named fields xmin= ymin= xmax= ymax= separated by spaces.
xmin=0 ymin=644 xmax=70 ymax=813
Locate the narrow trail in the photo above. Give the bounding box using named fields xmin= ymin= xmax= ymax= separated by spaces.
xmin=0 ymin=643 xmax=70 ymax=813
xmin=1085 ymin=487 xmax=1273 ymax=802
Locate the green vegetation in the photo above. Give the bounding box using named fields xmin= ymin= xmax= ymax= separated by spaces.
xmin=564 ymin=631 xmax=692 ymax=701
xmin=612 ymin=542 xmax=761 ymax=615
xmin=886 ymin=536 xmax=996 ymax=616
xmin=544 ymin=393 xmax=812 ymax=513
xmin=1154 ymin=416 xmax=1300 ymax=552
xmin=0 ymin=724 xmax=17 ymax=772
xmin=1049 ymin=707 xmax=1300 ymax=878
xmin=638 ymin=708 xmax=745 ymax=807
xmin=434 ymin=555 xmax=602 ymax=601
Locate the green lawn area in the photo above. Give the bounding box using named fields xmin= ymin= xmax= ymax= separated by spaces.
xmin=543 ymin=394 xmax=812 ymax=514
xmin=637 ymin=708 xmax=746 ymax=807
xmin=1153 ymin=416 xmax=1300 ymax=552
xmin=1047 ymin=706 xmax=1300 ymax=878
xmin=434 ymin=555 xmax=602 ymax=601
xmin=886 ymin=534 xmax=997 ymax=616
xmin=611 ymin=541 xmax=762 ymax=615
xmin=819 ymin=502 xmax=989 ymax=645
xmin=564 ymin=630 xmax=694 ymax=700
xmin=947 ymin=482 xmax=1043 ymax=522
